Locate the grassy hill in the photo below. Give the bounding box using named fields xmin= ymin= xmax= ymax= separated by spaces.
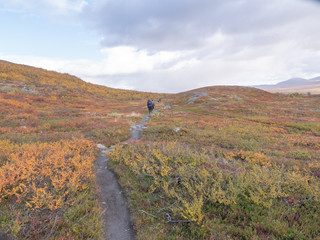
xmin=108 ymin=86 xmax=320 ymax=239
xmin=1 ymin=60 xmax=320 ymax=239
xmin=0 ymin=60 xmax=165 ymax=143
xmin=0 ymin=60 xmax=164 ymax=239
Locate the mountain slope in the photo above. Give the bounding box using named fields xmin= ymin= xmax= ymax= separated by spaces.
xmin=0 ymin=60 xmax=168 ymax=144
xmin=108 ymin=85 xmax=320 ymax=239
xmin=0 ymin=59 xmax=164 ymax=100
xmin=0 ymin=60 xmax=164 ymax=239
xmin=1 ymin=60 xmax=320 ymax=239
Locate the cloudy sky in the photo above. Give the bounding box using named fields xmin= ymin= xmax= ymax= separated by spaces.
xmin=0 ymin=0 xmax=320 ymax=93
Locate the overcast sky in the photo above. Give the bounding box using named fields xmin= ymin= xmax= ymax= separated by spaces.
xmin=0 ymin=0 xmax=320 ymax=93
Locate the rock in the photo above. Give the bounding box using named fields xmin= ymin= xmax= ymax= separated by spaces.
xmin=187 ymin=92 xmax=210 ymax=104
xmin=195 ymin=92 xmax=208 ymax=97
xmin=210 ymin=97 xmax=221 ymax=101
xmin=22 ymin=86 xmax=35 ymax=93
xmin=187 ymin=96 xmax=200 ymax=104
xmin=97 ymin=144 xmax=107 ymax=150
xmin=174 ymin=127 xmax=181 ymax=133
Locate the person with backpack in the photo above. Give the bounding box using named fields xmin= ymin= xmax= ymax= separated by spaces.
xmin=147 ymin=99 xmax=155 ymax=114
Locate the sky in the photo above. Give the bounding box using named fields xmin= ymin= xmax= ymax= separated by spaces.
xmin=0 ymin=0 xmax=320 ymax=93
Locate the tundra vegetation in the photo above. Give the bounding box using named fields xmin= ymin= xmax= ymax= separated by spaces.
xmin=0 ymin=60 xmax=164 ymax=239
xmin=108 ymin=87 xmax=320 ymax=239
xmin=1 ymin=60 xmax=320 ymax=239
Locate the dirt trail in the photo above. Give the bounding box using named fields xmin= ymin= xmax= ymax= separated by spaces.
xmin=128 ymin=114 xmax=150 ymax=141
xmin=0 ymin=115 xmax=150 ymax=240
xmin=95 ymin=114 xmax=150 ymax=240
xmin=0 ymin=232 xmax=8 ymax=240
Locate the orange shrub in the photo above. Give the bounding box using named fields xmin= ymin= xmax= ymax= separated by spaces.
xmin=0 ymin=138 xmax=95 ymax=209
xmin=0 ymin=138 xmax=97 ymax=238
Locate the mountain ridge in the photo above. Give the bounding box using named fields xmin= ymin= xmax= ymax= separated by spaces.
xmin=253 ymin=76 xmax=320 ymax=94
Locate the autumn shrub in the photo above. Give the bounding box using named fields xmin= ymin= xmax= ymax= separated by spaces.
xmin=0 ymin=61 xmax=167 ymax=239
xmin=0 ymin=140 xmax=17 ymax=166
xmin=0 ymin=138 xmax=102 ymax=239
xmin=285 ymin=122 xmax=320 ymax=134
xmin=288 ymin=150 xmax=312 ymax=160
xmin=108 ymin=141 xmax=320 ymax=239
xmin=89 ymin=125 xmax=130 ymax=146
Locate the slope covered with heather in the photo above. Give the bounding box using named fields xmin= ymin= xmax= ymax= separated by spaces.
xmin=108 ymin=86 xmax=320 ymax=239
xmin=0 ymin=60 xmax=164 ymax=239
xmin=1 ymin=60 xmax=320 ymax=239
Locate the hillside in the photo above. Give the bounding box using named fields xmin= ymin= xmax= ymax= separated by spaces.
xmin=0 ymin=60 xmax=164 ymax=100
xmin=1 ymin=61 xmax=320 ymax=239
xmin=0 ymin=60 xmax=166 ymax=147
xmin=254 ymin=77 xmax=320 ymax=94
xmin=108 ymin=86 xmax=320 ymax=239
xmin=0 ymin=60 xmax=165 ymax=239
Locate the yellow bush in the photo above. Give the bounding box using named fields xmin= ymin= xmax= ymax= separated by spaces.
xmin=0 ymin=138 xmax=95 ymax=210
xmin=109 ymin=142 xmax=320 ymax=224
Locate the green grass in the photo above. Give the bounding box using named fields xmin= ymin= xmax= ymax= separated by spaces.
xmin=108 ymin=142 xmax=320 ymax=240
xmin=105 ymin=88 xmax=320 ymax=239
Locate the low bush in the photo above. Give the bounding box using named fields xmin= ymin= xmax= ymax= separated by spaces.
xmin=108 ymin=142 xmax=320 ymax=239
xmin=0 ymin=138 xmax=102 ymax=239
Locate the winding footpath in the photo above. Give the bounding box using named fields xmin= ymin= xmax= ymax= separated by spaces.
xmin=0 ymin=116 xmax=150 ymax=240
xmin=95 ymin=114 xmax=150 ymax=240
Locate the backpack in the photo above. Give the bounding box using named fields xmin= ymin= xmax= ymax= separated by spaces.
xmin=147 ymin=100 xmax=153 ymax=107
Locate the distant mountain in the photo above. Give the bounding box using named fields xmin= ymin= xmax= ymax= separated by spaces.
xmin=310 ymin=76 xmax=320 ymax=81
xmin=253 ymin=77 xmax=320 ymax=94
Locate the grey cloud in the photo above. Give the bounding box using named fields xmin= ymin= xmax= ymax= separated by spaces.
xmin=80 ymin=0 xmax=320 ymax=52
xmin=81 ymin=0 xmax=215 ymax=50
xmin=78 ymin=0 xmax=320 ymax=92
xmin=80 ymin=0 xmax=278 ymax=51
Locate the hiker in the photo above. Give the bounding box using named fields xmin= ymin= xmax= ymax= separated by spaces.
xmin=147 ymin=99 xmax=155 ymax=114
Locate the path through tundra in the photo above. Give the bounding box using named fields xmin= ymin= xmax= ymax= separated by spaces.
xmin=95 ymin=114 xmax=150 ymax=240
